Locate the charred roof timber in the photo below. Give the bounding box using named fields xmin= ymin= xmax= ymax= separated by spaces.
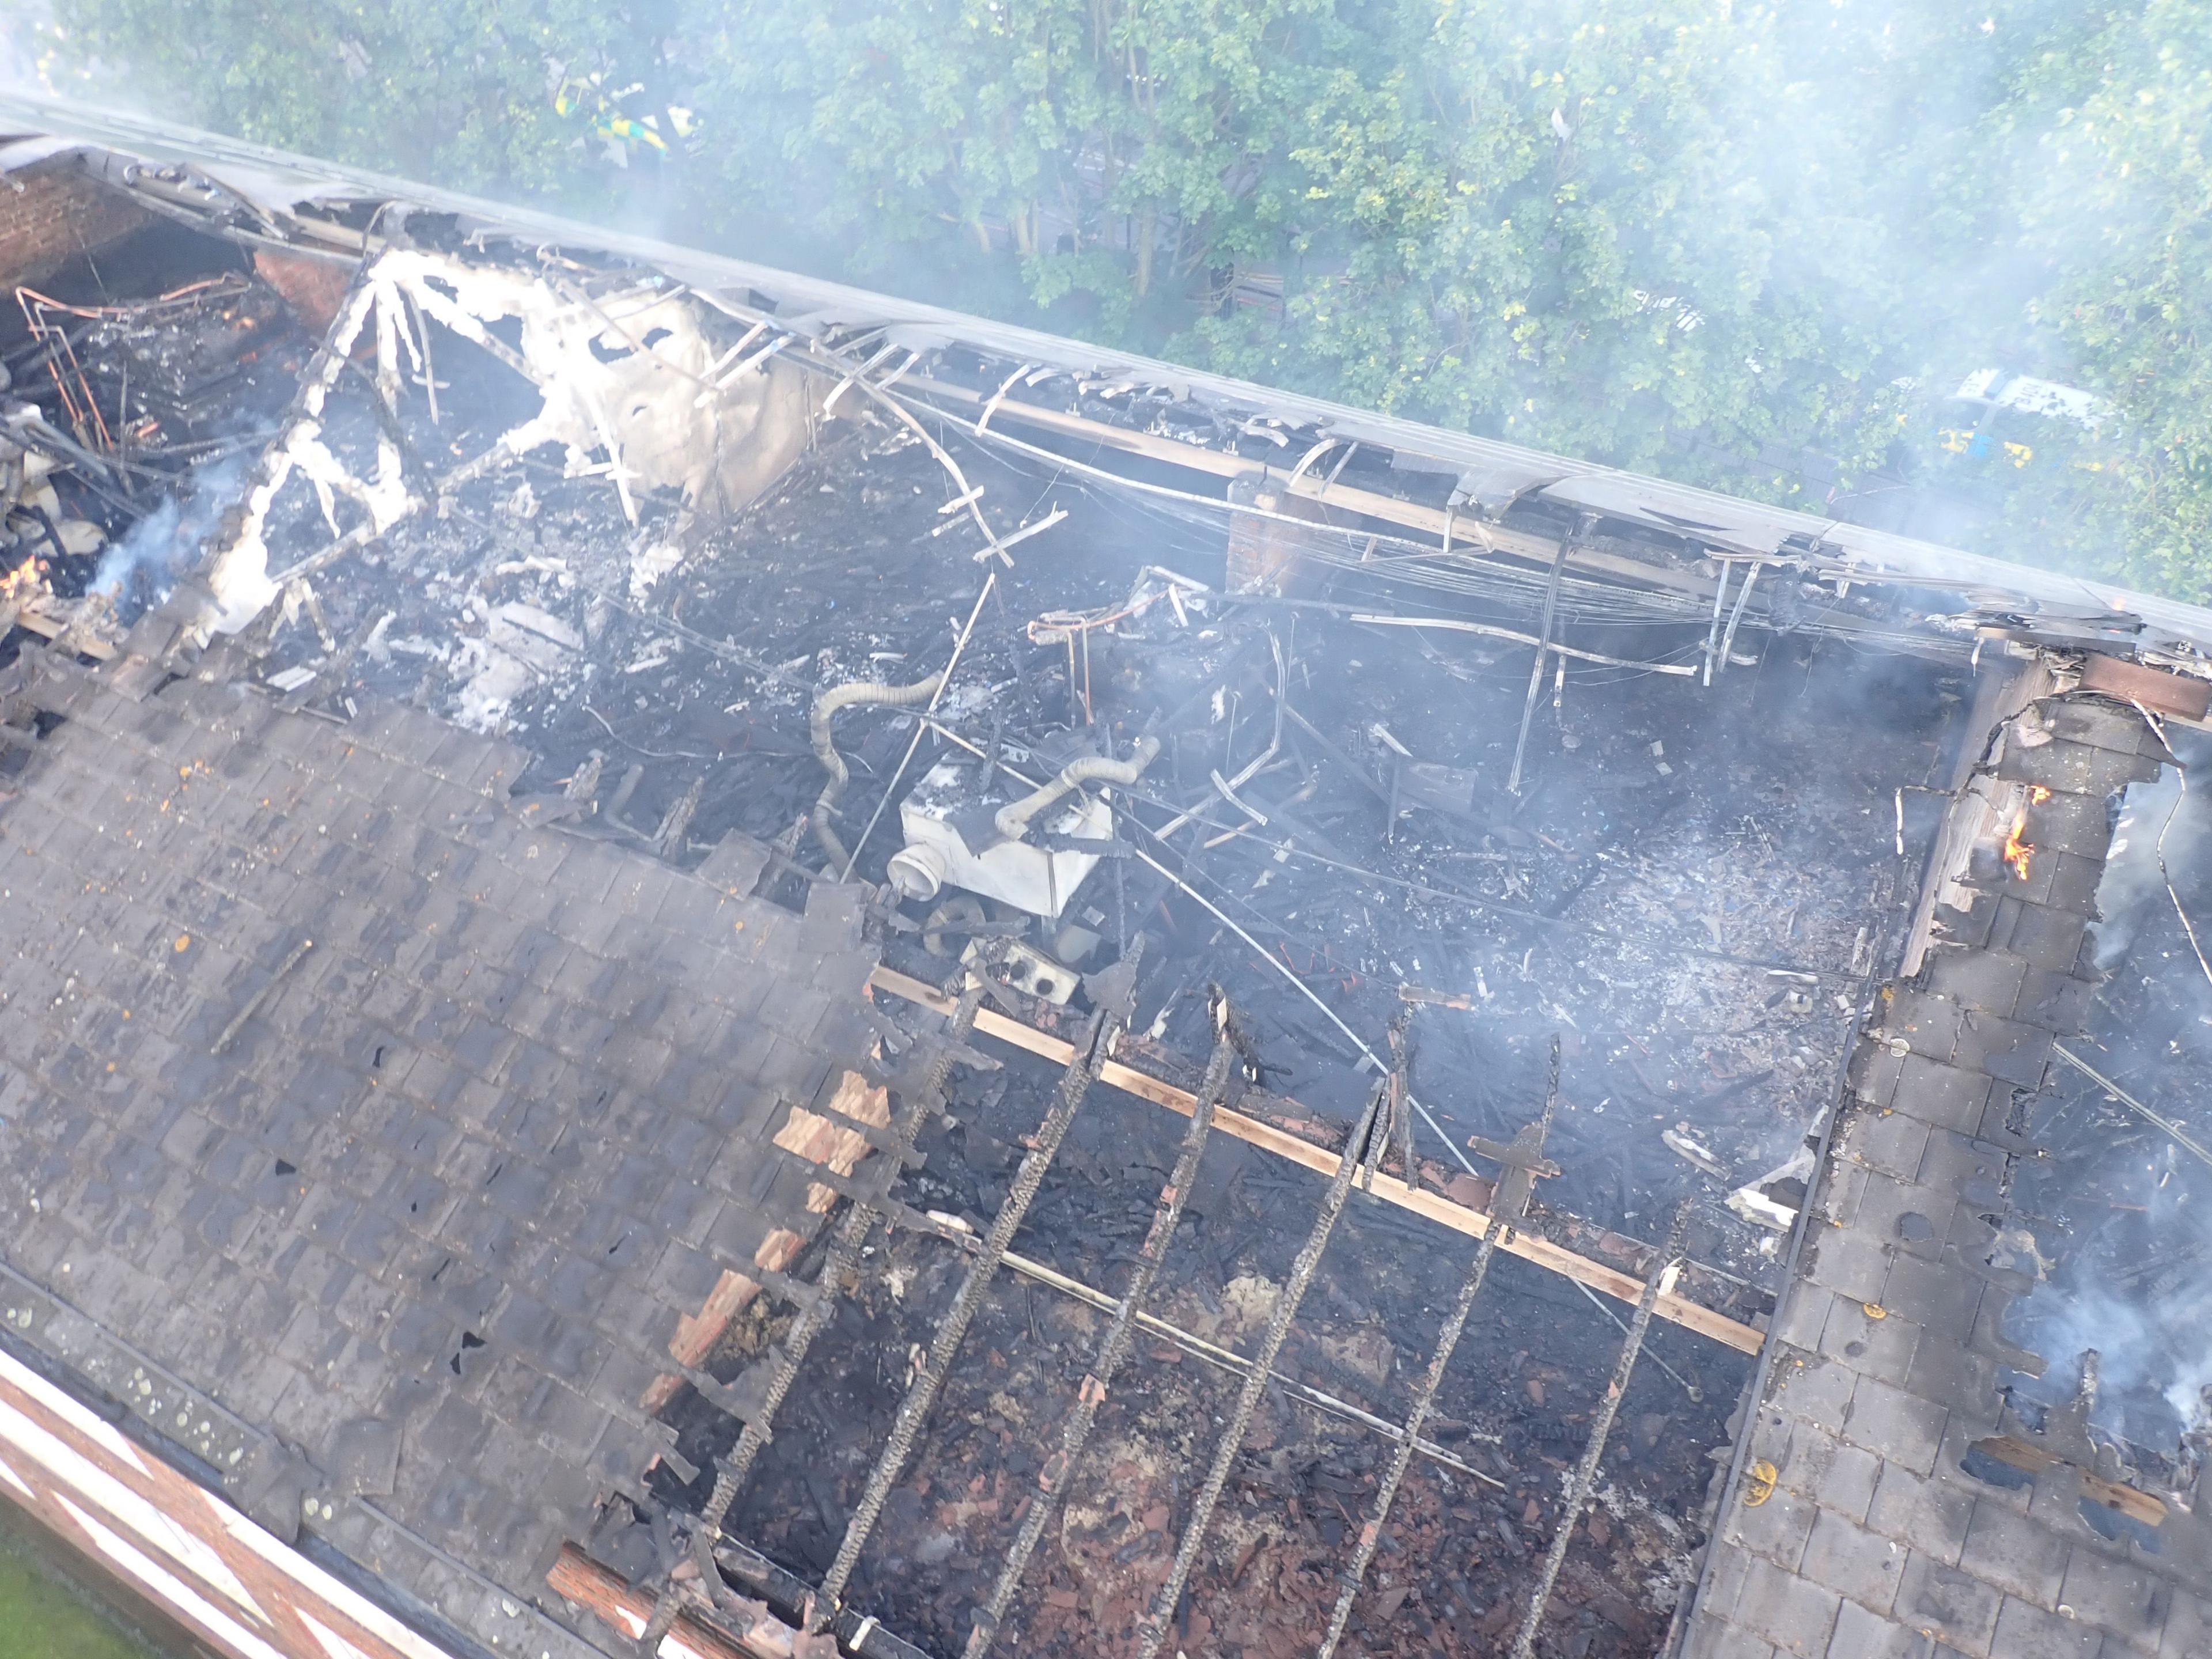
xmin=2 ymin=90 xmax=2211 ymax=1659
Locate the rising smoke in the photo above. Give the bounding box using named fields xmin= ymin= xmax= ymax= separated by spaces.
xmin=2008 ymin=729 xmax=2212 ymax=1452
xmin=89 ymin=456 xmax=244 ymax=620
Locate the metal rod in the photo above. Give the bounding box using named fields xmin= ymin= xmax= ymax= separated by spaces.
xmin=1121 ymin=834 xmax=1477 ymax=1179
xmin=1132 ymin=1084 xmax=1387 ymax=1659
xmin=838 ymin=571 xmax=998 ymax=880
xmin=2051 ymin=1043 xmax=2212 ymax=1172
xmin=1567 ymin=1277 xmax=1704 ymax=1402
xmin=963 ymin=1002 xmax=1238 ymax=1658
xmin=986 ymin=1244 xmax=1501 ymax=1480
xmin=210 ymin=937 xmax=313 ymax=1055
xmin=2140 ymin=727 xmax=2212 ymax=998
xmin=1342 ymin=611 xmax=1697 ymax=676
xmin=808 ymin=1003 xmax=1124 ymax=1629
xmin=1314 ymin=1038 xmax=1560 ymax=1659
xmin=1508 ymin=533 xmax=1573 ymax=795
xmin=1507 ymin=1196 xmax=1692 ymax=1659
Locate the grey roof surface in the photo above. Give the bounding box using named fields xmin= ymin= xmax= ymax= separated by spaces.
xmin=1681 ymin=698 xmax=2212 ymax=1659
xmin=0 ymin=640 xmax=881 ymax=1657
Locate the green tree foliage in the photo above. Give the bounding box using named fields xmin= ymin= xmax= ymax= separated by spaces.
xmin=48 ymin=1 xmax=600 ymax=198
xmin=23 ymin=0 xmax=2212 ymax=594
xmin=2004 ymin=0 xmax=2212 ymax=595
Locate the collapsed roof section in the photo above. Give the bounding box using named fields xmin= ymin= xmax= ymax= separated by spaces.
xmin=194 ymin=247 xmax=817 ymax=628
xmin=7 ymin=89 xmax=2212 ymax=681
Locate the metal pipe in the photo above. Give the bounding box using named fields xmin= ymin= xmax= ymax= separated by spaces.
xmin=963 ymin=1001 xmax=1238 ymax=1658
xmin=1316 ymin=1037 xmax=1560 ymax=1659
xmin=993 ymin=733 xmax=1161 ymax=843
xmin=809 ymin=672 xmax=945 ymax=868
xmin=1132 ymin=1083 xmax=1387 ymax=1659
xmin=1508 ymin=1195 xmax=1692 ymax=1659
xmin=808 ymin=1005 xmax=1124 ymax=1630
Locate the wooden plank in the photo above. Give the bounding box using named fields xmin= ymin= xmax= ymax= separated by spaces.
xmin=2081 ymin=652 xmax=2212 ymax=720
xmin=645 ymin=1068 xmax=888 ymax=1413
xmin=547 ymin=1545 xmax=784 ymax=1659
xmin=867 ymin=967 xmax=1765 ymax=1355
xmin=12 ymin=604 xmax=119 ymax=660
xmin=1971 ymin=1435 xmax=2166 ymax=1527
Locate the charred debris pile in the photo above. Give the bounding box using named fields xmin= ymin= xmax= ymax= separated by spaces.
xmin=9 ymin=197 xmax=2209 ymax=1659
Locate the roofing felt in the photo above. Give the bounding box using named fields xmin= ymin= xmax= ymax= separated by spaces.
xmin=1680 ymin=695 xmax=2212 ymax=1659
xmin=0 ymin=635 xmax=887 ymax=1658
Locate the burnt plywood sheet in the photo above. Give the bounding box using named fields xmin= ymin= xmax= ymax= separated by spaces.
xmin=0 ymin=647 xmax=881 ymax=1657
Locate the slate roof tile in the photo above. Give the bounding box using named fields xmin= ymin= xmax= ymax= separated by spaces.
xmin=0 ymin=664 xmax=880 ymax=1650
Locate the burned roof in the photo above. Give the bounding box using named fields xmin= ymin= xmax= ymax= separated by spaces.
xmin=12 ymin=89 xmax=2212 ymax=665
xmin=1 ymin=90 xmax=2210 ymax=1659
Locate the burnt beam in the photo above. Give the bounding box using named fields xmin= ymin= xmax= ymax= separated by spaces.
xmin=963 ymin=997 xmax=1238 ymax=1658
xmin=866 ymin=965 xmax=1766 ymax=1354
xmin=1506 ymin=1195 xmax=1693 ymax=1659
xmin=805 ymin=979 xmax=1135 ymax=1631
xmin=1313 ymin=1037 xmax=1561 ymax=1659
xmin=1131 ymin=1080 xmax=1387 ymax=1659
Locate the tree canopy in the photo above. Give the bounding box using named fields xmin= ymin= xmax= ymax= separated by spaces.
xmin=26 ymin=0 xmax=2212 ymax=596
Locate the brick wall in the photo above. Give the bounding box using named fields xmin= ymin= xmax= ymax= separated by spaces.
xmin=0 ymin=156 xmax=153 ymax=291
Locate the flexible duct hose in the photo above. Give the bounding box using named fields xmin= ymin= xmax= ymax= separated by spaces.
xmin=994 ymin=734 xmax=1161 ymax=844
xmin=809 ymin=672 xmax=944 ymax=868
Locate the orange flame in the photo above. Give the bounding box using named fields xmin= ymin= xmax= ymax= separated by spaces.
xmin=0 ymin=558 xmax=48 ymax=602
xmin=2002 ymin=807 xmax=2035 ymax=881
